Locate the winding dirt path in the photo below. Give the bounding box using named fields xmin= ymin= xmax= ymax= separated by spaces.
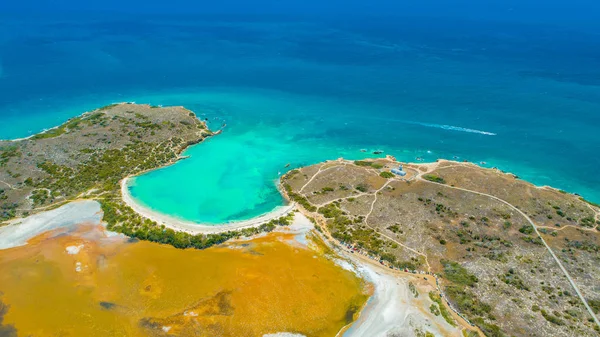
xmin=416 ymin=173 xmax=600 ymax=328
xmin=300 ymin=162 xmax=433 ymax=272
xmin=363 ymin=179 xmax=432 ymax=272
xmin=535 ymin=224 xmax=598 ymax=232
xmin=299 ymin=160 xmax=347 ymax=193
xmin=292 ymin=163 xmax=476 ymax=335
xmin=294 ymin=158 xmax=600 ymax=329
xmin=0 ymin=180 xmax=16 ymax=190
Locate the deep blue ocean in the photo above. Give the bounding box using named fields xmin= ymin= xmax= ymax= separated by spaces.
xmin=1 ymin=5 xmax=599 ymax=223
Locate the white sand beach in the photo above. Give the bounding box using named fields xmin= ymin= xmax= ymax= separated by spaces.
xmin=342 ymin=253 xmax=463 ymax=337
xmin=120 ymin=177 xmax=296 ymax=234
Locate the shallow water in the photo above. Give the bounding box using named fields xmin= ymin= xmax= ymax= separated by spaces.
xmin=1 ymin=15 xmax=599 ymax=224
xmin=0 ymin=224 xmax=368 ymax=336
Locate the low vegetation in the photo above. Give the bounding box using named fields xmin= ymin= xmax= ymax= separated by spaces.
xmin=441 ymin=259 xmax=478 ymax=287
xmin=101 ymin=199 xmax=293 ymax=249
xmin=353 ymin=160 xmax=383 ymax=169
xmin=422 ymin=174 xmax=446 ymax=184
xmin=281 ymin=159 xmax=600 ymax=337
xmin=429 ymin=292 xmax=456 ymax=326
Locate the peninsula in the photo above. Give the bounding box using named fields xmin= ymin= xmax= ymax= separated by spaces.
xmin=281 ymin=158 xmax=600 ymax=337
xmin=0 ymin=103 xmax=210 ymax=222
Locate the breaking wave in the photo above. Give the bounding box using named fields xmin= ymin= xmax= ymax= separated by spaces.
xmin=406 ymin=121 xmax=497 ymax=136
xmin=359 ymin=116 xmax=497 ymax=136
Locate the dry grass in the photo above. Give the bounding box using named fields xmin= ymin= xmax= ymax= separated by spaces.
xmin=283 ymin=159 xmax=600 ymax=337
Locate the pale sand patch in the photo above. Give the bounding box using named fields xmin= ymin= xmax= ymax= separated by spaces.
xmin=120 ymin=177 xmax=296 ymax=234
xmin=343 ymin=264 xmax=417 ymax=337
xmin=65 ymin=244 xmax=84 ymax=255
xmin=342 ymin=255 xmax=463 ymax=337
xmin=0 ymin=200 xmax=102 ymax=249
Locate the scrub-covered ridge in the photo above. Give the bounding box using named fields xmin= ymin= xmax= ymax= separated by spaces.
xmin=0 ymin=103 xmax=211 ymax=222
xmin=281 ymin=158 xmax=600 ymax=337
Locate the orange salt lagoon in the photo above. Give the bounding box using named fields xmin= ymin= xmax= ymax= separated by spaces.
xmin=0 ymin=223 xmax=369 ymax=337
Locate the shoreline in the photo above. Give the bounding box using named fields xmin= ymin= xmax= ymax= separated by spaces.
xmin=1 ymin=101 xmax=135 ymax=142
xmin=341 ymin=255 xmax=463 ymax=337
xmin=118 ymin=156 xmax=576 ymax=237
xmin=120 ymin=177 xmax=296 ymax=234
xmin=0 ymin=200 xmax=104 ymax=249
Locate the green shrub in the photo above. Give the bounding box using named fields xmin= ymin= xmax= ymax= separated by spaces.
xmin=423 ymin=174 xmax=446 ymax=184
xmin=471 ymin=317 xmax=507 ymax=337
xmin=441 ymin=259 xmax=478 ymax=286
xmin=430 ymin=303 xmax=440 ymax=316
xmin=429 ymin=292 xmax=456 ymax=326
xmin=522 ymin=236 xmax=543 ymax=245
xmin=408 ymin=282 xmax=419 ymax=298
xmin=100 ymin=199 xmax=293 ymax=251
xmin=518 ymin=225 xmax=534 ymax=235
xmin=540 ymin=310 xmax=564 ymax=326
xmin=354 ymin=160 xmax=372 ymax=167
xmin=318 ymin=203 xmax=343 ymax=218
xmin=588 ymin=299 xmax=600 ymax=314
xmin=444 ymin=285 xmax=492 ymax=318
xmin=355 ymin=184 xmax=369 ymax=192
xmin=580 ymin=216 xmax=595 ymax=227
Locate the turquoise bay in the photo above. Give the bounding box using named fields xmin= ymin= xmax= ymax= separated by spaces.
xmin=126 ymin=87 xmax=598 ymax=224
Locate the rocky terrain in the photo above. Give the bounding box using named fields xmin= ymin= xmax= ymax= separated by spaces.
xmin=282 ymin=158 xmax=600 ymax=337
xmin=0 ymin=103 xmax=211 ymax=223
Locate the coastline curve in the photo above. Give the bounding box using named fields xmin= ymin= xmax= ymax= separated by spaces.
xmin=120 ymin=177 xmax=296 ymax=234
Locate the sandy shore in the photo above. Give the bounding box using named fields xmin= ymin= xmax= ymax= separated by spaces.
xmin=340 ymin=253 xmax=464 ymax=337
xmin=120 ymin=177 xmax=296 ymax=234
xmin=0 ymin=200 xmax=103 ymax=249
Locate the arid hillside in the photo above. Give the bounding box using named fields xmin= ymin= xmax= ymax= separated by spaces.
xmin=0 ymin=103 xmax=211 ymax=222
xmin=282 ymin=158 xmax=600 ymax=337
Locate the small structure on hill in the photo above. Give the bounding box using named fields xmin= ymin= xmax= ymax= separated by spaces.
xmin=391 ymin=164 xmax=406 ymax=176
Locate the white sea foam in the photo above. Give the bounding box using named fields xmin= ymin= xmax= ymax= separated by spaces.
xmin=361 ymin=115 xmax=497 ymax=136
xmin=407 ymin=121 xmax=497 ymax=136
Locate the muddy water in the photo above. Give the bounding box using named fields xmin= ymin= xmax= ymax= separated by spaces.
xmin=0 ymin=225 xmax=368 ymax=337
